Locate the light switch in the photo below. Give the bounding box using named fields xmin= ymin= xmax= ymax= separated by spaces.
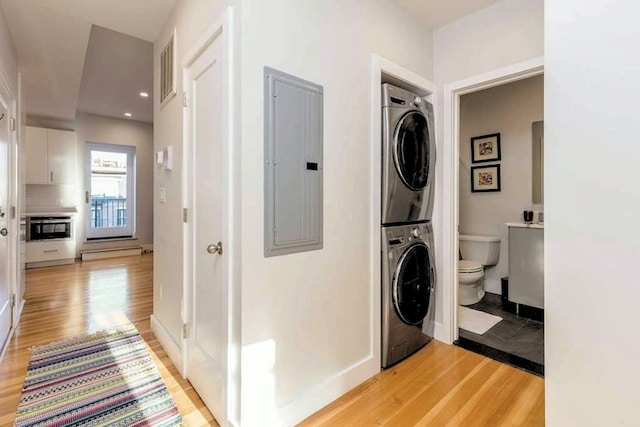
xmin=159 ymin=187 xmax=166 ymax=203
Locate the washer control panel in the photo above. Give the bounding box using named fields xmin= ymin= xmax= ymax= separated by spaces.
xmin=385 ymin=223 xmax=431 ymax=247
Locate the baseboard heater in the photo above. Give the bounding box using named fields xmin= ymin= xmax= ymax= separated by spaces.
xmin=81 ymin=246 xmax=143 ymax=261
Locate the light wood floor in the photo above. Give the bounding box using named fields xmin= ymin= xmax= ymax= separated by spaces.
xmin=299 ymin=341 xmax=545 ymax=426
xmin=0 ymin=254 xmax=544 ymax=426
xmin=0 ymin=254 xmax=217 ymax=426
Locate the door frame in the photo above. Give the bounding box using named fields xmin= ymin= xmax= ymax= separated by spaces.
xmin=440 ymin=57 xmax=544 ymax=344
xmin=0 ymin=62 xmax=20 ymax=361
xmin=84 ymin=142 xmax=137 ymax=239
xmin=181 ymin=7 xmax=240 ymax=426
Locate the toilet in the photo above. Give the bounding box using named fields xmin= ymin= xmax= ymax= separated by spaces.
xmin=458 ymin=234 xmax=501 ymax=306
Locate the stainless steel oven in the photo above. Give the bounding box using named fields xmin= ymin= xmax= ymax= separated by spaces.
xmin=27 ymin=216 xmax=73 ymax=241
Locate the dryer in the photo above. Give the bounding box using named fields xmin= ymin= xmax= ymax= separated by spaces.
xmin=382 ymin=222 xmax=436 ymax=368
xmin=382 ymin=83 xmax=436 ymax=225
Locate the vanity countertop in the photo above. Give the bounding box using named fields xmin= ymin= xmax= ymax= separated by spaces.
xmin=506 ymin=222 xmax=544 ymax=229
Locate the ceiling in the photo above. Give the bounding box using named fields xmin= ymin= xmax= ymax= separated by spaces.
xmin=0 ymin=0 xmax=177 ymax=123
xmin=0 ymin=0 xmax=500 ymax=123
xmin=392 ymin=0 xmax=501 ymax=28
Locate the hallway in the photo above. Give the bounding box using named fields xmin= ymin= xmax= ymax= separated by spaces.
xmin=0 ymin=254 xmax=545 ymax=426
xmin=0 ymin=254 xmax=216 ymax=426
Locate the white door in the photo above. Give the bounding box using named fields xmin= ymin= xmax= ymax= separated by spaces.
xmin=184 ymin=26 xmax=228 ymax=424
xmin=0 ymin=104 xmax=11 ymax=353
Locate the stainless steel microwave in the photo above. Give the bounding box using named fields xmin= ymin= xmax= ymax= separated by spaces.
xmin=27 ymin=216 xmax=73 ymax=241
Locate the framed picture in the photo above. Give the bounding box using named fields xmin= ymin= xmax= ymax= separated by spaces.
xmin=471 ymin=164 xmax=501 ymax=193
xmin=471 ymin=133 xmax=501 ymax=163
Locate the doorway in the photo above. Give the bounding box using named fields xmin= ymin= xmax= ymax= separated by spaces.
xmin=182 ymin=10 xmax=236 ymax=425
xmin=440 ymin=58 xmax=544 ymax=373
xmin=85 ymin=142 xmax=136 ymax=240
xmin=0 ymin=102 xmax=10 ymax=354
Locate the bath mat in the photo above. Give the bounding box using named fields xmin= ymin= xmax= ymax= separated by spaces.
xmin=458 ymin=306 xmax=502 ymax=335
xmin=14 ymin=324 xmax=183 ymax=427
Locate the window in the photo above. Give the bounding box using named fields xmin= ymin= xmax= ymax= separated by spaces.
xmin=85 ymin=143 xmax=136 ymax=239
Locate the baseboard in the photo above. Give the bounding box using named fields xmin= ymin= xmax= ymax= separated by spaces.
xmin=433 ymin=321 xmax=451 ymax=344
xmin=0 ymin=299 xmax=26 ymax=366
xmin=18 ymin=298 xmax=25 ymax=320
xmin=81 ymin=247 xmax=142 ymax=261
xmin=150 ymin=314 xmax=184 ymax=377
xmin=0 ymin=328 xmax=12 ymax=365
xmin=270 ymin=354 xmax=379 ymax=426
xmin=26 ymin=258 xmax=75 ymax=269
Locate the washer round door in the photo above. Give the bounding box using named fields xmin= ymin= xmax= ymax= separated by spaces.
xmin=392 ymin=243 xmax=433 ymax=325
xmin=393 ymin=111 xmax=432 ymax=191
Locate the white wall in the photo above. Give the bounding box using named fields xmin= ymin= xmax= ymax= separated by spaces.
xmin=459 ymin=75 xmax=543 ymax=293
xmin=240 ymin=0 xmax=432 ymax=424
xmin=545 ymin=1 xmax=640 ymax=424
xmin=0 ymin=5 xmax=17 ymax=95
xmin=25 ymin=114 xmax=154 ymax=256
xmin=433 ymin=0 xmax=543 ymax=324
xmin=152 ymin=0 xmax=238 ymax=362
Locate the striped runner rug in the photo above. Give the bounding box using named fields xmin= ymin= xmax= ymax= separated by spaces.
xmin=14 ymin=324 xmax=183 ymax=426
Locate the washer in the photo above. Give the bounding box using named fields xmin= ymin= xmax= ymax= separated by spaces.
xmin=382 ymin=222 xmax=436 ymax=368
xmin=382 ymin=83 xmax=436 ymax=225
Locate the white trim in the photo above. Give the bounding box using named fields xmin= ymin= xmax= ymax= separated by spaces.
xmin=369 ymin=53 xmax=436 ymax=360
xmin=0 ymin=64 xmax=18 ymax=358
xmin=150 ymin=314 xmax=184 ymax=376
xmin=440 ymin=56 xmax=544 ymax=344
xmin=433 ymin=321 xmax=446 ymax=342
xmin=277 ymin=355 xmax=377 ymax=425
xmin=80 ymin=247 xmax=142 ymax=261
xmin=181 ymin=7 xmax=239 ymax=427
xmin=0 ymin=320 xmax=16 ymax=364
xmin=0 ymin=298 xmax=22 ymax=365
xmin=182 ymin=21 xmax=224 ymax=69
xmin=84 ymin=142 xmax=136 ymax=239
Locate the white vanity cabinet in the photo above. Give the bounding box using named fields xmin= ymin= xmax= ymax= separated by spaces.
xmin=25 ymin=126 xmax=76 ymax=184
xmin=508 ymin=225 xmax=544 ymax=309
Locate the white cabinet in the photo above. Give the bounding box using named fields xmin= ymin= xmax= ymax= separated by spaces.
xmin=508 ymin=226 xmax=544 ymax=309
xmin=25 ymin=126 xmax=76 ymax=184
xmin=25 ymin=127 xmax=48 ymax=184
xmin=26 ymin=240 xmax=76 ymax=265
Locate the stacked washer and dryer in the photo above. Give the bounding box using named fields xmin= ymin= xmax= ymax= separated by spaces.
xmin=381 ymin=83 xmax=437 ymax=368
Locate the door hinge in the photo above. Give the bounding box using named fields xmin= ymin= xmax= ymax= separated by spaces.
xmin=10 ymin=294 xmax=15 ymax=308
xmin=9 ymin=118 xmax=15 ymax=131
xmin=10 ymin=206 xmax=16 ymax=219
xmin=183 ymin=208 xmax=188 ymax=223
xmin=183 ymin=91 xmax=188 ymax=108
xmin=182 ymin=323 xmax=188 ymax=339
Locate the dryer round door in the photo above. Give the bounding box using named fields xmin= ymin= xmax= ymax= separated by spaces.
xmin=392 ymin=242 xmax=433 ymax=325
xmin=393 ymin=111 xmax=431 ymax=191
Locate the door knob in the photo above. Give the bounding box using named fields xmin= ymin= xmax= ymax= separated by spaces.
xmin=0 ymin=228 xmax=7 ymax=237
xmin=207 ymin=242 xmax=223 ymax=255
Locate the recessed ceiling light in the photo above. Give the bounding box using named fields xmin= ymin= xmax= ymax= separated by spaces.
xmin=140 ymin=92 xmax=149 ymax=98
xmin=124 ymin=112 xmax=132 ymax=117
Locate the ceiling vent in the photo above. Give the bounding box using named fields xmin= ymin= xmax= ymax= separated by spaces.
xmin=160 ymin=29 xmax=177 ymax=108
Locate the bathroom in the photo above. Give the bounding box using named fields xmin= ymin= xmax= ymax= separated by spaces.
xmin=455 ymin=74 xmax=544 ymax=376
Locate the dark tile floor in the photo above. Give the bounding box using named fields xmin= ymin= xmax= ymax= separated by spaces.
xmin=457 ymin=292 xmax=544 ymax=376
